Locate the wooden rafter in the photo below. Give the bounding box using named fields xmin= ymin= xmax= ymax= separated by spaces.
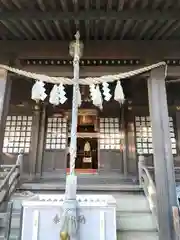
xmin=43 ymin=21 xmax=55 ymax=39
xmin=130 ymin=0 xmax=138 ymax=8
xmin=11 ymin=0 xmax=21 ymax=9
xmin=138 ymin=20 xmax=154 ymax=39
xmin=37 ymin=0 xmax=45 ymax=11
xmin=152 ymin=0 xmax=163 ymax=9
xmin=153 ymin=21 xmax=176 ymax=39
xmin=54 ymin=21 xmax=65 ymax=39
xmin=10 ymin=20 xmax=30 ymax=39
xmin=103 ymin=20 xmax=111 ymax=40
xmin=107 ymin=0 xmax=113 ymax=9
xmin=96 ymin=0 xmax=101 ymax=9
xmin=146 ymin=21 xmax=164 ymax=39
xmin=59 ymin=0 xmax=72 ymax=39
xmin=0 ymin=20 xmax=21 ymax=38
xmin=32 ymin=20 xmax=47 ymax=40
xmin=162 ymin=21 xmax=180 ymax=39
xmin=21 ymin=20 xmax=39 ymax=39
xmin=110 ymin=20 xmax=121 ymax=40
xmin=120 ymin=20 xmax=133 ymax=39
xmin=141 ymin=0 xmax=149 ymax=8
xmin=118 ymin=0 xmax=125 ymax=10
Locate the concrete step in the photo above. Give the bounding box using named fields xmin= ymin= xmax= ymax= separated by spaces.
xmin=117 ymin=231 xmax=159 ymax=240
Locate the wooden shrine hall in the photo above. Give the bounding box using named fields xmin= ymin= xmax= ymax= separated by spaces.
xmin=0 ymin=1 xmax=180 ymax=239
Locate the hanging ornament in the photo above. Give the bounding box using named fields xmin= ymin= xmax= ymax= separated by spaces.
xmin=114 ymin=80 xmax=124 ymax=104
xmin=89 ymin=84 xmax=103 ymax=109
xmin=102 ymin=82 xmax=112 ymax=101
xmin=94 ymin=85 xmax=103 ymax=109
xmin=89 ymin=84 xmax=96 ymax=103
xmin=77 ymin=85 xmax=81 ymax=107
xmin=49 ymin=84 xmax=59 ymax=106
xmin=58 ymin=83 xmax=67 ymax=104
xmin=49 ymin=84 xmax=67 ymax=106
xmin=31 ymin=81 xmax=47 ymax=102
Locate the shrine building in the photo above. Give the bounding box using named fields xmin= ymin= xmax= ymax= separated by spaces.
xmin=0 ymin=1 xmax=179 ymax=181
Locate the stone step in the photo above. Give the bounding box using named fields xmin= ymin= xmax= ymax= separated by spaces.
xmin=12 ymin=191 xmax=149 ymax=213
xmin=0 ymin=230 xmax=158 ymax=240
xmin=18 ymin=182 xmax=141 ymax=192
xmin=117 ymin=231 xmax=159 ymax=240
xmin=0 ymin=189 xmax=157 ymax=239
xmin=116 ymin=212 xmax=156 ymax=231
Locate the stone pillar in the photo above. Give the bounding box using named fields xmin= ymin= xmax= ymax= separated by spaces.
xmin=148 ymin=67 xmax=177 ymax=240
xmin=0 ymin=69 xmax=12 ymax=161
xmin=29 ymin=104 xmax=41 ymax=177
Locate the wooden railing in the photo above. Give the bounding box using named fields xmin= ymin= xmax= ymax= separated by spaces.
xmin=138 ymin=156 xmax=180 ymax=238
xmin=138 ymin=155 xmax=159 ymax=229
xmin=0 ymin=151 xmax=23 ymax=204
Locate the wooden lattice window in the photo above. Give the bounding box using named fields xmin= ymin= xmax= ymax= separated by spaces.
xmin=45 ymin=117 xmax=67 ymax=150
xmin=3 ymin=116 xmax=32 ymax=153
xmin=135 ymin=116 xmax=177 ymax=155
xmin=99 ymin=118 xmax=120 ymax=150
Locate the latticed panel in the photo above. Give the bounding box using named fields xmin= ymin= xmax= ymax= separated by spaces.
xmin=135 ymin=116 xmax=177 ymax=155
xmin=3 ymin=116 xmax=32 ymax=153
xmin=45 ymin=117 xmax=67 ymax=150
xmin=99 ymin=118 xmax=120 ymax=150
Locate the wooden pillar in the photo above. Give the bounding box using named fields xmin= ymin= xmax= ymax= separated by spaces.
xmin=148 ymin=67 xmax=177 ymax=240
xmin=36 ymin=104 xmax=46 ymax=177
xmin=126 ymin=108 xmax=137 ymax=175
xmin=29 ymin=104 xmax=41 ymax=177
xmin=0 ymin=70 xmax=12 ymax=161
xmin=120 ymin=105 xmax=128 ymax=176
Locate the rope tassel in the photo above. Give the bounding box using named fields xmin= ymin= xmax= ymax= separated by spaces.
xmin=114 ymin=80 xmax=124 ymax=104
xmin=31 ymin=81 xmax=47 ymax=102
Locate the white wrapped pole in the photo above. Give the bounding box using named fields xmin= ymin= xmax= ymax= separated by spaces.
xmin=114 ymin=80 xmax=124 ymax=104
xmin=60 ymin=32 xmax=83 ymax=240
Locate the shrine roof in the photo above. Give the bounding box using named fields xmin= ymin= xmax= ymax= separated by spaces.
xmin=0 ymin=0 xmax=179 ymax=41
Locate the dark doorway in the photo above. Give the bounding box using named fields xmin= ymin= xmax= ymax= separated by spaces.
xmin=67 ymin=137 xmax=98 ymax=169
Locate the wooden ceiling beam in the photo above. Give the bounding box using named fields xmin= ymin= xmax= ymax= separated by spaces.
xmin=0 ymin=9 xmax=180 ymax=21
